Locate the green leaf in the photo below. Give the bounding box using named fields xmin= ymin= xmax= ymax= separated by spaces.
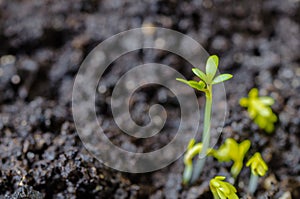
xmin=258 ymin=106 xmax=272 ymax=117
xmin=255 ymin=115 xmax=267 ymax=128
xmin=239 ymin=98 xmax=249 ymax=107
xmin=239 ymin=140 xmax=251 ymax=156
xmin=265 ymin=123 xmax=274 ymax=133
xmin=187 ymin=139 xmax=195 ymax=150
xmin=176 ymin=78 xmax=190 ymax=85
xmin=192 ymin=68 xmax=208 ymax=83
xmin=176 ymin=78 xmax=205 ymax=91
xmin=206 ymin=55 xmax=219 ymax=82
xmin=246 ymin=152 xmax=268 ymax=176
xmin=259 ymin=97 xmax=275 ymax=105
xmin=270 ymin=114 xmax=277 ymax=122
xmin=210 ymin=176 xmax=238 ymax=199
xmin=188 ymin=81 xmax=206 ymax=91
xmin=249 ymin=88 xmax=258 ymax=98
xmin=212 ymin=74 xmax=233 ymax=84
xmin=248 ymin=106 xmax=257 ymax=119
xmin=215 ymin=176 xmax=226 ymax=181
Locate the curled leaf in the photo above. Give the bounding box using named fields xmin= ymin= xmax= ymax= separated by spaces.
xmin=246 ymin=152 xmax=268 ymax=176
xmin=210 ymin=176 xmax=239 ymax=199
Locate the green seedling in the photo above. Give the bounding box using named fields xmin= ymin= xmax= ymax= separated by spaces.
xmin=210 ymin=176 xmax=239 ymax=199
xmin=212 ymin=138 xmax=251 ymax=179
xmin=183 ymin=139 xmax=202 ymax=184
xmin=240 ymin=88 xmax=277 ymax=133
xmin=177 ymin=55 xmax=233 ymax=183
xmin=246 ymin=152 xmax=268 ymax=194
xmin=183 ymin=139 xmax=214 ymax=184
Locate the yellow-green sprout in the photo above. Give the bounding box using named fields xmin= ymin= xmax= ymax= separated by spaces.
xmin=246 ymin=152 xmax=268 ymax=177
xmin=246 ymin=152 xmax=268 ymax=194
xmin=240 ymin=88 xmax=277 ymax=133
xmin=183 ymin=139 xmax=203 ymax=184
xmin=212 ymin=138 xmax=251 ymax=178
xmin=177 ymin=55 xmax=233 ymax=183
xmin=210 ymin=176 xmax=239 ymax=199
xmin=183 ymin=139 xmax=214 ymax=184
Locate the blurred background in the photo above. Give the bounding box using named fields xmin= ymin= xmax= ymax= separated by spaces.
xmin=0 ymin=0 xmax=299 ymax=198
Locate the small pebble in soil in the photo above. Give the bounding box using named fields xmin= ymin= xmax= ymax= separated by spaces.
xmin=11 ymin=75 xmax=21 ymax=84
xmin=0 ymin=55 xmax=16 ymax=65
xmin=263 ymin=174 xmax=278 ymax=191
xmin=279 ymin=191 xmax=292 ymax=199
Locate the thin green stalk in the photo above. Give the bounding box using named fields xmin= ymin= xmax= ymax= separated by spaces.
xmin=177 ymin=55 xmax=233 ymax=184
xmin=202 ymin=85 xmax=212 ymax=153
xmin=191 ymin=85 xmax=212 ymax=183
xmin=248 ymin=173 xmax=258 ymax=195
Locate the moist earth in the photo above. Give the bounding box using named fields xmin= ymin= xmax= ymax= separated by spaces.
xmin=0 ymin=0 xmax=299 ymax=198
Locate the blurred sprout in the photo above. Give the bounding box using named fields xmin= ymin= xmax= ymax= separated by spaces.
xmin=240 ymin=88 xmax=277 ymax=133
xmin=210 ymin=176 xmax=239 ymax=199
xmin=246 ymin=152 xmax=268 ymax=194
xmin=212 ymin=138 xmax=251 ymax=178
xmin=183 ymin=139 xmax=214 ymax=184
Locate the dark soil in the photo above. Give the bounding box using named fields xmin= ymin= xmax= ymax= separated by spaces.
xmin=0 ymin=0 xmax=299 ymax=198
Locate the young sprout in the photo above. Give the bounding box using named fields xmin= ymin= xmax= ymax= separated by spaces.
xmin=246 ymin=152 xmax=268 ymax=194
xmin=177 ymin=55 xmax=233 ymax=183
xmin=183 ymin=139 xmax=214 ymax=184
xmin=210 ymin=176 xmax=239 ymax=199
xmin=212 ymin=138 xmax=251 ymax=179
xmin=240 ymin=88 xmax=277 ymax=133
xmin=183 ymin=139 xmax=203 ymax=184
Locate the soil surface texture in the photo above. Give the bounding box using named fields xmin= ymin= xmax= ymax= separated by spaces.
xmin=0 ymin=0 xmax=299 ymax=198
